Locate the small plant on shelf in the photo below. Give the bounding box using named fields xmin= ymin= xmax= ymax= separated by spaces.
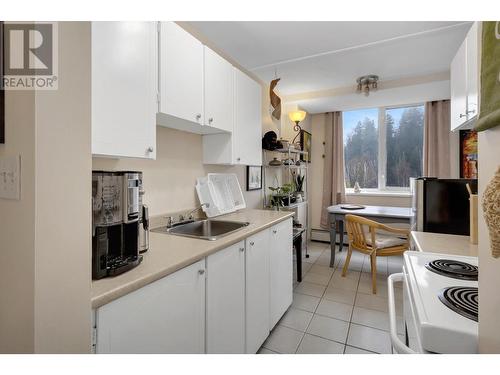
xmin=268 ymin=182 xmax=296 ymax=209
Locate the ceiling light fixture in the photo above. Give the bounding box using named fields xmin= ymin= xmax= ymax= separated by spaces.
xmin=356 ymin=75 xmax=379 ymax=96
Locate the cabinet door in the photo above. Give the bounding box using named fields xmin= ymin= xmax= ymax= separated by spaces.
xmin=245 ymin=230 xmax=270 ymax=353
xmin=466 ymin=22 xmax=479 ymax=120
xmin=450 ymin=39 xmax=467 ymax=131
xmin=92 ymin=22 xmax=157 ymax=159
xmin=204 ymin=47 xmax=234 ymax=133
xmin=160 ymin=22 xmax=204 ymax=125
xmin=233 ymin=69 xmax=263 ymax=166
xmin=206 ymin=241 xmax=245 ymax=353
xmin=269 ymin=218 xmax=293 ymax=329
xmin=96 ymin=260 xmax=205 ymax=354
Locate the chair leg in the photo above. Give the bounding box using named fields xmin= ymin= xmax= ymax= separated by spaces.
xmin=342 ymin=246 xmax=353 ymax=277
xmin=370 ymin=253 xmax=377 ymax=294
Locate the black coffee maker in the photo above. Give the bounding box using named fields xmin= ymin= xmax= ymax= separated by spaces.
xmin=92 ymin=171 xmax=143 ymax=279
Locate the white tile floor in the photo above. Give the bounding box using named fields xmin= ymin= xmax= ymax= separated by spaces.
xmin=259 ymin=241 xmax=404 ymax=354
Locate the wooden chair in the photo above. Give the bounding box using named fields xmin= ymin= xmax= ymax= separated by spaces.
xmin=342 ymin=214 xmax=410 ymax=294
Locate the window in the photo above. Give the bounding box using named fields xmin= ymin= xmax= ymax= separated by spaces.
xmin=343 ymin=104 xmax=424 ymax=192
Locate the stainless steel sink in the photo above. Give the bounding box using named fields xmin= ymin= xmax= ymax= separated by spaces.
xmin=152 ymin=219 xmax=250 ymax=241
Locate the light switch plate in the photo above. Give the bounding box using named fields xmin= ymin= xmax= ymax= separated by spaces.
xmin=0 ymin=155 xmax=21 ymax=200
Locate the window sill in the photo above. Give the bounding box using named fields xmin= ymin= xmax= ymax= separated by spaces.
xmin=345 ymin=189 xmax=411 ymax=198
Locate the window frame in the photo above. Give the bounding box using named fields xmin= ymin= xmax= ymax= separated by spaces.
xmin=343 ymin=102 xmax=425 ymax=195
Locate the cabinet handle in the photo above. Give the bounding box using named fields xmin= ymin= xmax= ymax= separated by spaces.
xmin=237 ymin=157 xmax=241 ymax=162
xmin=147 ymin=146 xmax=154 ymax=153
xmin=198 ymin=269 xmax=205 ymax=275
xmin=196 ymin=114 xmax=202 ymax=121
xmin=208 ymin=117 xmax=214 ymax=124
xmin=249 ymin=241 xmax=255 ymax=246
xmin=466 ymin=109 xmax=476 ymax=115
xmin=459 ymin=113 xmax=467 ymax=118
xmin=239 ymin=247 xmax=245 ymax=252
xmin=273 ymin=230 xmax=277 ymax=234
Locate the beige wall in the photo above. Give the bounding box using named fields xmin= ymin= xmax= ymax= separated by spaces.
xmin=93 ymin=126 xmax=263 ymax=216
xmin=478 ymin=126 xmax=500 ymax=353
xmin=0 ymin=91 xmax=36 ymax=353
xmin=33 ymin=22 xmax=92 ymax=353
xmin=0 ymin=22 xmax=92 ymax=353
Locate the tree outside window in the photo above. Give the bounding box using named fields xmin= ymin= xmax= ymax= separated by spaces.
xmin=343 ymin=104 xmax=424 ymax=191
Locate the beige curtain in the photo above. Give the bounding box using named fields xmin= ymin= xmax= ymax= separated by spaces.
xmin=320 ymin=112 xmax=345 ymax=229
xmin=423 ymin=100 xmax=451 ymax=178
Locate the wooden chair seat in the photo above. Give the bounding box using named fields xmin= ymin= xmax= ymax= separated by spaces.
xmin=342 ymin=214 xmax=410 ymax=294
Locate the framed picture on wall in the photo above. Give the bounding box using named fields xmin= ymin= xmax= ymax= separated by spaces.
xmin=300 ymin=130 xmax=311 ymax=163
xmin=246 ymin=165 xmax=262 ymax=191
xmin=1 ymin=21 xmax=4 ymax=144
xmin=459 ymin=129 xmax=478 ymax=179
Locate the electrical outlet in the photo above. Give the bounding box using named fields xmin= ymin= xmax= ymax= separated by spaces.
xmin=0 ymin=155 xmax=21 ymax=200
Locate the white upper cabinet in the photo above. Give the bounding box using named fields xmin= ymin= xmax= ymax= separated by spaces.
xmin=233 ymin=68 xmax=263 ymax=166
xmin=451 ymin=39 xmax=467 ymax=131
xmin=466 ymin=22 xmax=479 ymax=119
xmin=202 ymin=68 xmax=262 ymax=166
xmin=450 ymin=22 xmax=478 ymax=131
xmin=158 ymin=22 xmax=234 ymax=135
xmin=92 ymin=22 xmax=157 ymax=159
xmin=204 ymin=46 xmax=234 ymax=133
xmin=158 ymin=22 xmax=205 ymax=130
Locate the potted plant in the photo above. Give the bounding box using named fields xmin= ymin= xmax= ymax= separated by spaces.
xmin=268 ymin=182 xmax=296 ymax=209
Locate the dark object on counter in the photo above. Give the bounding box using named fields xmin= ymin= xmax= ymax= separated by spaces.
xmin=92 ymin=171 xmax=143 ymax=279
xmin=262 ymin=131 xmax=283 ymax=151
xmin=139 ymin=204 xmax=150 ymax=254
xmin=411 ymin=177 xmax=478 ymax=236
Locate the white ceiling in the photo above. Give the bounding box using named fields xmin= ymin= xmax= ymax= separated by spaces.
xmin=187 ymin=21 xmax=472 ymax=96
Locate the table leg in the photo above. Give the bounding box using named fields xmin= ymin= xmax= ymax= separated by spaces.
xmin=329 ymin=215 xmax=337 ymax=268
xmin=295 ymin=235 xmax=302 ymax=282
xmin=339 ymin=219 xmax=345 ymax=252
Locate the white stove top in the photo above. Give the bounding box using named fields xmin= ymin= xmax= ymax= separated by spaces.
xmin=403 ymin=251 xmax=478 ymax=354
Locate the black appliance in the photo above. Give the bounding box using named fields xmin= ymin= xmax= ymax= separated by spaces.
xmin=411 ymin=177 xmax=478 ymax=235
xmin=92 ymin=171 xmax=143 ymax=279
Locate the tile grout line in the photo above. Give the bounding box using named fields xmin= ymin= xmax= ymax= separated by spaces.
xmin=294 ymin=246 xmax=331 ymax=353
xmin=295 ymin=249 xmax=336 ymax=354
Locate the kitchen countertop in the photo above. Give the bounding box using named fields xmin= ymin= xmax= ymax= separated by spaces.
xmin=91 ymin=209 xmax=294 ymax=309
xmin=411 ymin=231 xmax=478 ymax=257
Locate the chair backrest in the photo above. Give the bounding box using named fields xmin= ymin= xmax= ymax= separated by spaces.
xmin=345 ymin=214 xmax=377 ymax=251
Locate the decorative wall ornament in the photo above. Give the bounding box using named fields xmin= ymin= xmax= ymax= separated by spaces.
xmin=269 ymin=78 xmax=281 ymax=121
xmin=482 ymin=166 xmax=500 ymax=258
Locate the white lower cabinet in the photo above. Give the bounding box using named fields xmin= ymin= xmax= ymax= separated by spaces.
xmin=95 ymin=260 xmax=206 ymax=354
xmin=94 ymin=218 xmax=293 ymax=354
xmin=269 ymin=219 xmax=293 ymax=329
xmin=245 ymin=229 xmax=271 ymax=353
xmin=206 ymin=241 xmax=245 ymax=353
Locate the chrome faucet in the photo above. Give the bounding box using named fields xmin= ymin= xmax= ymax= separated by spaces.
xmin=184 ymin=203 xmax=210 ymax=220
xmin=165 ymin=203 xmax=210 ymax=228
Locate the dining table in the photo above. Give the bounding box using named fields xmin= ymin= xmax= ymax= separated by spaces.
xmin=327 ymin=204 xmax=412 ymax=267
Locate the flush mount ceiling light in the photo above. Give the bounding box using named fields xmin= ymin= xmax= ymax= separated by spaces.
xmin=356 ymin=75 xmax=379 ymax=96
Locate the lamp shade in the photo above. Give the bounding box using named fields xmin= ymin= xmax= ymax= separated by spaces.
xmin=288 ymin=110 xmax=307 ymax=123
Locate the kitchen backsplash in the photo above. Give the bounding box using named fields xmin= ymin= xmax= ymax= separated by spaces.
xmin=92 ymin=126 xmax=262 ymax=216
